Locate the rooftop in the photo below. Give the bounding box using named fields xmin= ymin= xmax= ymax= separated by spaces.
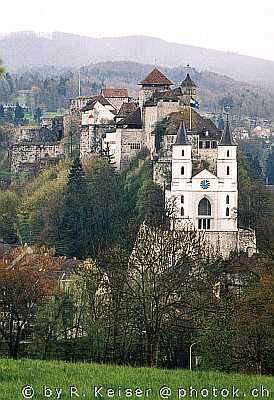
xmin=102 ymin=88 xmax=129 ymax=98
xmin=219 ymin=117 xmax=236 ymax=146
xmin=116 ymin=107 xmax=142 ymax=129
xmin=181 ymin=73 xmax=197 ymax=88
xmin=81 ymin=95 xmax=113 ymax=112
xmin=116 ymin=102 xmax=138 ymax=119
xmin=139 ymin=67 xmax=173 ymax=86
xmin=174 ymin=122 xmax=189 ymax=145
xmin=163 ymin=109 xmax=221 ymax=140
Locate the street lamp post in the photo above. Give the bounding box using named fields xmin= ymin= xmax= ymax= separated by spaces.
xmin=189 ymin=342 xmax=197 ymax=371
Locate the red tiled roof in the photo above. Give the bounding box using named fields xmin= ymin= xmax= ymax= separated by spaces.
xmin=139 ymin=67 xmax=173 ymax=86
xmin=102 ymin=88 xmax=129 ymax=98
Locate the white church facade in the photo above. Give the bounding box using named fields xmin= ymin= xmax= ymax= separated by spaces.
xmin=167 ymin=119 xmax=256 ymax=258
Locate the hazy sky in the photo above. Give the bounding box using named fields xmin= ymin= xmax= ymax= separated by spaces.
xmin=2 ymin=0 xmax=274 ymax=61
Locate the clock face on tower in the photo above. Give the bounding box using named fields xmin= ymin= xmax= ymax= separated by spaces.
xmin=200 ymin=179 xmax=210 ymax=189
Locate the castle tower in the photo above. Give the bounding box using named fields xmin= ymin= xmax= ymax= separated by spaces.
xmin=180 ymin=73 xmax=197 ymax=105
xmin=138 ymin=67 xmax=173 ymax=107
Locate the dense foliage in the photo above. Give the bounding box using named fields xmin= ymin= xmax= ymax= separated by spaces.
xmin=0 ymin=150 xmax=273 ymax=375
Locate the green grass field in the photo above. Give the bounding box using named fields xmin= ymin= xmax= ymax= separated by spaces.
xmin=0 ymin=359 xmax=273 ymax=400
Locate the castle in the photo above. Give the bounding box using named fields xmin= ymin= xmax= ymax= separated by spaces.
xmin=9 ymin=66 xmax=256 ymax=258
xmin=76 ymin=67 xmax=256 ymax=258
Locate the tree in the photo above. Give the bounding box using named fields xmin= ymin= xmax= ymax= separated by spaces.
xmin=17 ymin=160 xmax=70 ymax=246
xmin=136 ymin=180 xmax=165 ymax=225
xmin=233 ymin=266 xmax=274 ymax=374
xmin=123 ymin=224 xmax=213 ymax=367
xmin=0 ymin=190 xmax=19 ymax=243
xmin=0 ymin=246 xmax=60 ymax=359
xmin=83 ymin=157 xmax=130 ymax=254
xmin=35 ymin=289 xmax=77 ymax=360
xmin=57 ymin=158 xmax=92 ymax=258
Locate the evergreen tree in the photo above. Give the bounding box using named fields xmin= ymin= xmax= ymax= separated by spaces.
xmin=57 ymin=158 xmax=92 ymax=259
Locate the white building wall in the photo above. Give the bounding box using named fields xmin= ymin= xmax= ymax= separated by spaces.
xmin=169 ymin=140 xmax=238 ymax=233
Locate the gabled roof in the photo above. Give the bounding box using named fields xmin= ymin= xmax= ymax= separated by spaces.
xmin=219 ymin=117 xmax=235 ymax=146
xmin=144 ymin=90 xmax=179 ymax=106
xmin=181 ymin=73 xmax=197 ymax=88
xmin=192 ymin=169 xmax=217 ymax=180
xmin=116 ymin=107 xmax=142 ymax=128
xmin=139 ymin=67 xmax=173 ymax=86
xmin=81 ymin=95 xmax=113 ymax=112
xmin=116 ymin=102 xmax=138 ymax=119
xmin=174 ymin=122 xmax=189 ymax=145
xmin=102 ymin=88 xmax=129 ymax=98
xmin=164 ymin=109 xmax=222 ymax=141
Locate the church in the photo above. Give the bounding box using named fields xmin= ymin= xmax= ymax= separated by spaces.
xmin=168 ymin=117 xmax=238 ymax=233
xmin=164 ymin=101 xmax=256 ymax=258
xmin=76 ymin=65 xmax=256 ymax=258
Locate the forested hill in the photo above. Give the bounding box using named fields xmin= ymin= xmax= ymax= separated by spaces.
xmin=1 ymin=61 xmax=273 ymax=118
xmin=1 ymin=32 xmax=274 ymax=87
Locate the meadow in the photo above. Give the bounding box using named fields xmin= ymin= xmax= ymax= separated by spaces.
xmin=0 ymin=358 xmax=273 ymax=399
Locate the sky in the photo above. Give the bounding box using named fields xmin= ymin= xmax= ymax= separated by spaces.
xmin=1 ymin=0 xmax=274 ymax=61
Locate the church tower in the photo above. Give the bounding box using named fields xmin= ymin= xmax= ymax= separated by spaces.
xmin=216 ymin=116 xmax=238 ymax=231
xmin=171 ymin=122 xmax=192 ymax=219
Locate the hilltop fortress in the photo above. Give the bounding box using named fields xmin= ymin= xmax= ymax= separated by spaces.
xmin=10 ymin=67 xmax=256 ymax=258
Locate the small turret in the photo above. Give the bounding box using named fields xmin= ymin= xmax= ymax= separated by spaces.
xmin=181 ymin=73 xmax=197 ymax=97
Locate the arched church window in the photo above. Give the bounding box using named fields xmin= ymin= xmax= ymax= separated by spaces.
xmin=227 ymin=166 xmax=230 ymax=175
xmin=181 ymin=166 xmax=185 ymax=175
xmin=182 ymin=149 xmax=185 ymax=157
xmin=227 ymin=150 xmax=230 ymax=157
xmin=181 ymin=195 xmax=184 ymax=204
xmin=226 ymin=207 xmax=230 ymax=217
xmin=226 ymin=195 xmax=230 ymax=204
xmin=181 ymin=207 xmax=184 ymax=216
xmin=198 ymin=198 xmax=211 ymax=216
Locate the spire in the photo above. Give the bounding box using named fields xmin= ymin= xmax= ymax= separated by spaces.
xmin=181 ymin=73 xmax=197 ymax=88
xmin=219 ymin=114 xmax=235 ymax=146
xmin=174 ymin=121 xmax=188 ymax=145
